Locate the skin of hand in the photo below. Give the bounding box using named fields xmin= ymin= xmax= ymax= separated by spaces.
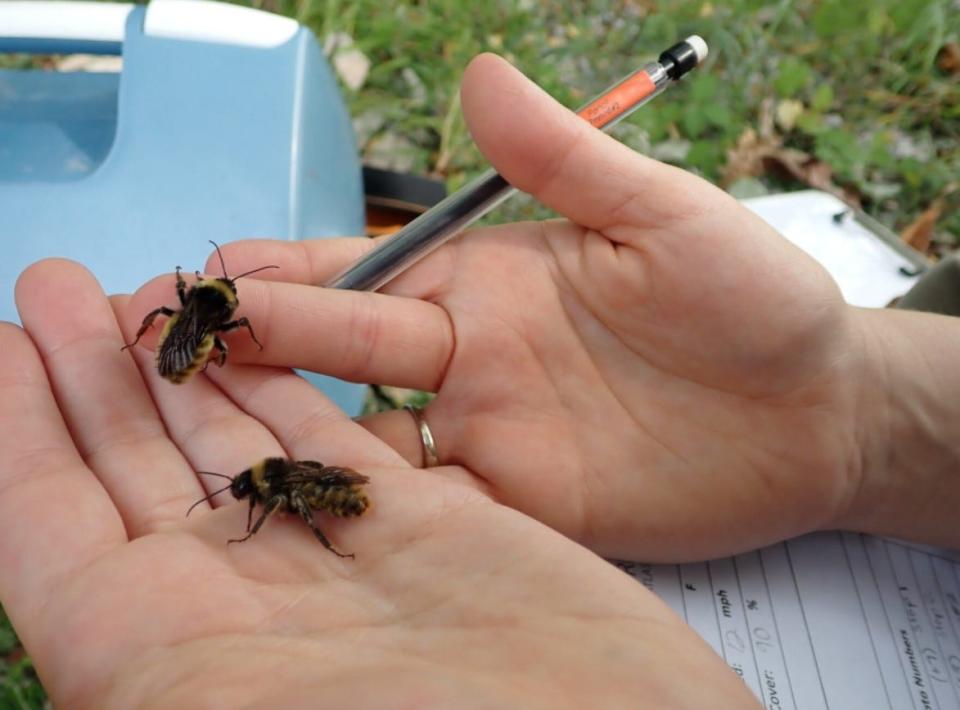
xmin=0 ymin=262 xmax=757 ymax=709
xmin=126 ymin=53 xmax=911 ymax=563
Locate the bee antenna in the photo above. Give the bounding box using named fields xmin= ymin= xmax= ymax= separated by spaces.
xmin=208 ymin=240 xmax=228 ymax=278
xmin=186 ymin=480 xmax=235 ymax=518
xmin=233 ymin=264 xmax=280 ymax=281
xmin=196 ymin=470 xmax=235 ymax=482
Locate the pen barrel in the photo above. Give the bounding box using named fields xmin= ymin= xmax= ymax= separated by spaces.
xmin=326 ymin=169 xmax=514 ymax=291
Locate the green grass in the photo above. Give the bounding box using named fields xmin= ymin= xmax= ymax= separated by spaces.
xmin=238 ymin=0 xmax=959 ymax=247
xmin=0 ymin=607 xmax=45 ymax=710
xmin=0 ymin=1 xmax=957 ymax=703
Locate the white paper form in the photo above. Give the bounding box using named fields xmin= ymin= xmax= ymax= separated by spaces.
xmin=741 ymin=190 xmax=922 ymax=308
xmin=615 ymin=534 xmax=960 ymax=709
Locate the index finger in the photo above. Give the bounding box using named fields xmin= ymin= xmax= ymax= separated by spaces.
xmin=123 ymin=240 xmax=456 ymax=392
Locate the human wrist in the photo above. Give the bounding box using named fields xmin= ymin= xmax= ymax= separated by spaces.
xmin=840 ymin=307 xmax=960 ymax=547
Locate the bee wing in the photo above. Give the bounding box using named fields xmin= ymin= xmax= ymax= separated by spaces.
xmin=318 ymin=466 xmax=370 ymax=486
xmin=157 ymin=300 xmax=208 ymax=376
xmin=288 ymin=461 xmax=370 ymax=487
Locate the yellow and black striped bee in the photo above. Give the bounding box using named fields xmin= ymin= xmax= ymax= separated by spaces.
xmin=121 ymin=241 xmax=277 ymax=383
xmin=188 ymin=458 xmax=371 ymax=559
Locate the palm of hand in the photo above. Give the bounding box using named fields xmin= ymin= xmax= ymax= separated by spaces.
xmin=41 ymin=466 xmax=654 ymax=709
xmin=2 ymin=261 xmax=755 ymax=709
xmin=436 ymin=54 xmax=866 ymax=560
xmin=426 ymin=206 xmax=862 ymax=561
xmin=38 ymin=504 xmax=748 ymax=709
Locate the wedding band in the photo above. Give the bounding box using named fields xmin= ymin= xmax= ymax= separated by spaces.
xmin=404 ymin=404 xmax=440 ymax=468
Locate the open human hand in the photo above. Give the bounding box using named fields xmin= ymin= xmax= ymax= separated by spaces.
xmin=0 ymin=260 xmax=756 ymax=709
xmin=130 ymin=54 xmax=871 ymax=563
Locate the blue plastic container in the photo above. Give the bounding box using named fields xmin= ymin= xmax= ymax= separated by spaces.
xmin=0 ymin=0 xmax=366 ymax=413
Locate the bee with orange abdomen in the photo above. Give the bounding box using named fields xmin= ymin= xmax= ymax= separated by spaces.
xmin=121 ymin=241 xmax=277 ymax=383
xmin=188 ymin=458 xmax=371 ymax=559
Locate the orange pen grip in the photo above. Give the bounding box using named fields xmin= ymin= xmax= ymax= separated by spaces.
xmin=577 ymin=71 xmax=657 ymax=128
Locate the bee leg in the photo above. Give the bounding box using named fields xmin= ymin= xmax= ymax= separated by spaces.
xmin=246 ymin=496 xmax=256 ymax=532
xmin=291 ymin=492 xmax=354 ymax=559
xmin=175 ymin=267 xmax=188 ymax=306
xmin=212 ymin=335 xmax=229 ymax=367
xmin=121 ymin=306 xmax=175 ymax=351
xmin=220 ymin=317 xmax=264 ymax=350
xmin=197 ymin=337 xmax=229 ymax=374
xmin=228 ymin=495 xmax=285 ymax=544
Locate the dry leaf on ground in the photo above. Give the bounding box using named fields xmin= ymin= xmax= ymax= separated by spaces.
xmin=937 ymin=43 xmax=960 ymax=75
xmin=722 ymin=128 xmax=861 ymax=208
xmin=901 ymin=199 xmax=945 ymax=253
xmin=901 ymin=184 xmax=958 ymax=254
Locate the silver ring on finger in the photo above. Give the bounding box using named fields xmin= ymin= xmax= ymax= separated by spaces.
xmin=404 ymin=404 xmax=440 ymax=468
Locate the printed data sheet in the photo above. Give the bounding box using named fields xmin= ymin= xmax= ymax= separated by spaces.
xmin=616 ymin=532 xmax=960 ymax=709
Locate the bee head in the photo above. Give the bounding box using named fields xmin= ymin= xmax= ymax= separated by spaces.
xmin=215 ymin=277 xmax=238 ymax=295
xmin=230 ymin=471 xmax=255 ymax=500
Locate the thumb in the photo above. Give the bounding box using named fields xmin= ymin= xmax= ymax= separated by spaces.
xmin=460 ymin=53 xmax=727 ymax=235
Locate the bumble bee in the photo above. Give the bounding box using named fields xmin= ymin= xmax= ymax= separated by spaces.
xmin=188 ymin=458 xmax=371 ymax=559
xmin=121 ymin=241 xmax=278 ymax=383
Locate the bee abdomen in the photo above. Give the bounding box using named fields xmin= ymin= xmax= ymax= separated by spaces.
xmin=309 ymin=486 xmax=369 ymax=517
